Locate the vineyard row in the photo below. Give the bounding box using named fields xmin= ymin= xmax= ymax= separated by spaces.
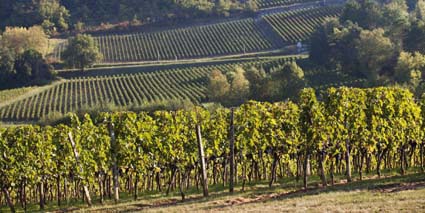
xmin=0 ymin=87 xmax=424 ymax=212
xmin=264 ymin=6 xmax=342 ymax=43
xmin=0 ymin=57 xmax=305 ymax=121
xmin=51 ymin=6 xmax=342 ymax=63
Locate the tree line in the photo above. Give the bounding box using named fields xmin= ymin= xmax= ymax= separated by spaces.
xmin=208 ymin=62 xmax=306 ymax=106
xmin=0 ymin=0 xmax=258 ymax=35
xmin=1 ymin=86 xmax=424 ymax=212
xmin=0 ymin=26 xmax=103 ymax=89
xmin=310 ymin=0 xmax=425 ymax=96
xmin=0 ymin=26 xmax=54 ymax=89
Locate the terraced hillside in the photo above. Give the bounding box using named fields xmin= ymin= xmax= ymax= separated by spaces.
xmin=53 ymin=19 xmax=274 ymax=63
xmin=51 ymin=5 xmax=343 ymax=64
xmin=264 ymin=6 xmax=342 ymax=43
xmin=0 ymin=56 xmax=366 ymax=122
xmin=255 ymin=0 xmax=317 ymax=8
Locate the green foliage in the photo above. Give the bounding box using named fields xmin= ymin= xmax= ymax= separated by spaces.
xmin=62 ymin=34 xmax=103 ymax=71
xmin=39 ymin=0 xmax=70 ymax=34
xmin=0 ymin=26 xmax=48 ymax=57
xmin=341 ymin=0 xmax=383 ymax=29
xmin=0 ymin=87 xmax=424 ymax=212
xmin=266 ymin=62 xmax=306 ymax=101
xmin=394 ymin=51 xmax=425 ymax=87
xmin=208 ymin=66 xmax=250 ymax=106
xmin=299 ymin=88 xmax=324 ymax=153
xmin=412 ymin=0 xmax=425 ymax=21
xmin=244 ymin=66 xmax=267 ymax=99
xmin=355 ymin=28 xmax=396 ymax=82
xmin=0 ymin=55 xmax=371 ymax=122
xmin=309 ymin=0 xmax=425 ymax=91
xmin=0 ymin=47 xmax=15 ymax=80
xmin=405 ymin=21 xmax=425 ymax=54
xmin=14 ymin=49 xmax=53 ymax=82
xmin=0 ymin=26 xmax=53 ymax=87
xmin=309 ymin=18 xmax=340 ymax=66
xmin=208 ymin=70 xmax=231 ymax=102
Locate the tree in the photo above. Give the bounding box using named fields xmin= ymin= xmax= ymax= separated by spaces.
xmin=0 ymin=26 xmax=48 ymax=57
xmin=244 ymin=0 xmax=259 ymax=12
xmin=228 ymin=66 xmax=249 ymax=105
xmin=14 ymin=49 xmax=53 ymax=83
xmin=405 ymin=21 xmax=425 ymax=54
xmin=39 ymin=0 xmax=70 ymax=34
xmin=395 ymin=51 xmax=425 ymax=83
xmin=208 ymin=70 xmax=230 ymax=102
xmin=245 ymin=66 xmax=267 ymax=100
xmin=310 ymin=20 xmax=363 ymax=76
xmin=355 ymin=28 xmax=396 ymax=82
xmin=207 ymin=66 xmax=250 ymax=106
xmin=341 ymin=0 xmax=383 ymax=30
xmin=62 ymin=34 xmax=103 ymax=72
xmin=382 ymin=0 xmax=410 ymax=45
xmin=268 ymin=62 xmax=305 ymax=101
xmin=0 ymin=47 xmax=15 ymax=81
xmin=412 ymin=0 xmax=425 ymax=21
xmin=309 ymin=18 xmax=340 ymax=66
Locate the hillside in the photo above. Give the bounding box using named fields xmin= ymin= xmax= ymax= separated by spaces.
xmin=2 ymin=0 xmax=425 ymax=212
xmin=0 ymin=55 xmax=367 ymax=122
xmin=50 ymin=5 xmax=343 ymax=64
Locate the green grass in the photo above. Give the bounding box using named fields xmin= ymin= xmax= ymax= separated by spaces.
xmin=2 ymin=169 xmax=423 ymax=212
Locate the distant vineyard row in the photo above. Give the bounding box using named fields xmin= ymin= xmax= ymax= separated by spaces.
xmin=51 ymin=6 xmax=342 ymax=64
xmin=53 ymin=19 xmax=273 ymax=63
xmin=255 ymin=0 xmax=317 ymax=8
xmin=264 ymin=6 xmax=342 ymax=43
xmin=0 ymin=56 xmax=307 ymax=121
xmin=0 ymin=56 xmax=365 ymax=122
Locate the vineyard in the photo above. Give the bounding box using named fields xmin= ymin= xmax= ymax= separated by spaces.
xmin=50 ymin=6 xmax=342 ymax=64
xmin=1 ymin=87 xmax=424 ymax=212
xmin=264 ymin=6 xmax=342 ymax=43
xmin=0 ymin=56 xmax=367 ymax=122
xmin=255 ymin=0 xmax=317 ymax=8
xmin=53 ymin=19 xmax=273 ymax=63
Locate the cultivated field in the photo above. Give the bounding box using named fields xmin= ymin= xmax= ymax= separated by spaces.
xmin=255 ymin=0 xmax=318 ymax=8
xmin=0 ymin=55 xmax=366 ymax=122
xmin=51 ymin=6 xmax=342 ymax=64
xmin=264 ymin=6 xmax=342 ymax=43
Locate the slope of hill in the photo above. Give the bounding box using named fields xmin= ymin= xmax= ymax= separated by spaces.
xmin=50 ymin=5 xmax=343 ymax=64
xmin=0 ymin=55 xmax=367 ymax=122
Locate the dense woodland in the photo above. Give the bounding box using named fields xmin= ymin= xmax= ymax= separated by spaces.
xmin=0 ymin=0 xmax=257 ymax=34
xmin=310 ymin=0 xmax=425 ymax=96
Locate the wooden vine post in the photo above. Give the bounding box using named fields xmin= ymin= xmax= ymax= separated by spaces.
xmin=229 ymin=108 xmax=235 ymax=193
xmin=196 ymin=124 xmax=209 ymax=197
xmin=68 ymin=132 xmax=92 ymax=207
xmin=109 ymin=122 xmax=120 ymax=203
